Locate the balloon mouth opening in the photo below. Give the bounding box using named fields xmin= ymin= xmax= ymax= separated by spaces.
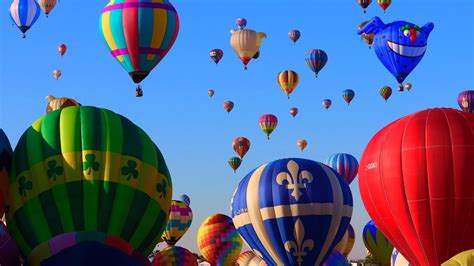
xmin=129 ymin=71 xmax=150 ymax=84
xmin=19 ymin=26 xmax=30 ymax=33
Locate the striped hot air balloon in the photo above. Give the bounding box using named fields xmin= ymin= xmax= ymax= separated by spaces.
xmin=380 ymin=86 xmax=392 ymax=102
xmin=363 ymin=221 xmax=394 ymax=266
xmin=38 ymin=0 xmax=57 ymax=17
xmin=377 ymin=0 xmax=392 ymax=12
xmin=324 ymin=153 xmax=359 ymax=185
xmin=342 ymin=89 xmax=355 ymax=105
xmin=258 ymin=114 xmax=278 ymax=139
xmin=99 ymin=0 xmax=180 ymax=96
xmin=305 ymin=49 xmax=328 ymax=77
xmin=9 ymin=0 xmax=41 ymax=38
xmin=357 ymin=0 xmax=372 ymax=13
xmin=232 ymin=137 xmax=251 ymax=159
xmin=161 ymin=200 xmax=193 ymax=246
xmin=151 ymin=246 xmax=197 ymax=266
xmin=288 ymin=29 xmax=301 ymax=45
xmin=228 ymin=157 xmax=242 ymax=173
xmin=0 ymin=130 xmax=13 ymax=218
xmin=210 ymin=49 xmax=224 ymax=65
xmin=6 ymin=106 xmax=172 ymax=265
xmin=289 ymin=107 xmax=299 ymax=118
xmin=277 ymin=70 xmax=299 ymax=99
xmin=322 ymin=99 xmax=332 ymax=110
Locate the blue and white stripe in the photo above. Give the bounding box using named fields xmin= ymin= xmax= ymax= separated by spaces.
xmin=10 ymin=0 xmax=41 ymax=35
xmin=324 ymin=153 xmax=359 ymax=184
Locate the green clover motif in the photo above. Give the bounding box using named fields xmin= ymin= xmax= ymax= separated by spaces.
xmin=83 ymin=154 xmax=99 ymax=175
xmin=18 ymin=176 xmax=32 ymax=197
xmin=47 ymin=160 xmax=64 ymax=181
xmin=121 ymin=160 xmax=139 ymax=180
xmin=156 ymin=179 xmax=167 ymax=199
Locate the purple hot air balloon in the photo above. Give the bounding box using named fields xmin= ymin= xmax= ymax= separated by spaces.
xmin=457 ymin=90 xmax=474 ymax=113
xmin=288 ymin=29 xmax=301 ymax=44
xmin=322 ymin=99 xmax=332 ymax=110
xmin=323 ymin=251 xmax=350 ymax=266
xmin=236 ymin=18 xmax=247 ymax=30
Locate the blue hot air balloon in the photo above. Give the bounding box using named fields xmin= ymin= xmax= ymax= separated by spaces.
xmin=231 ymin=158 xmax=353 ymax=266
xmin=305 ymin=49 xmax=328 ymax=77
xmin=9 ymin=0 xmax=41 ymax=38
xmin=324 ymin=153 xmax=359 ymax=185
xmin=323 ymin=251 xmax=350 ymax=266
xmin=357 ymin=17 xmax=434 ymax=87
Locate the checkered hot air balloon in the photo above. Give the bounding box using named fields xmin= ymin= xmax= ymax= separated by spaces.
xmin=151 ymin=246 xmax=197 ymax=266
xmin=231 ymin=158 xmax=353 ymax=266
xmin=161 ymin=200 xmax=193 ymax=246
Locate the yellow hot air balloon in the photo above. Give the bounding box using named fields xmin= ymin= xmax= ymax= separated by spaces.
xmin=277 ymin=70 xmax=299 ymax=99
xmin=230 ymin=29 xmax=266 ymax=70
xmin=442 ymin=250 xmax=474 ymax=266
xmin=52 ymin=69 xmax=62 ymax=80
xmin=38 ymin=0 xmax=57 ymax=17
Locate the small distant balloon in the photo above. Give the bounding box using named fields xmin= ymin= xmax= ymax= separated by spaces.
xmin=324 ymin=153 xmax=359 ymax=184
xmin=58 ymin=44 xmax=67 ymax=57
xmin=377 ymin=0 xmax=392 ymax=12
xmin=277 ymin=70 xmax=299 ymax=99
xmin=305 ymin=49 xmax=328 ymax=78
xmin=208 ymin=89 xmax=214 ymax=98
xmin=224 ymin=101 xmax=234 ymax=113
xmin=178 ymin=194 xmax=190 ymax=206
xmin=229 ymin=157 xmax=242 ymax=173
xmin=358 ymin=21 xmax=374 ymax=48
xmin=404 ymin=83 xmax=412 ymax=91
xmin=296 ymin=139 xmax=308 ymax=151
xmin=322 ymin=99 xmax=332 ymax=110
xmin=342 ymin=89 xmax=355 ymax=105
xmin=258 ymin=114 xmax=278 ymax=139
xmin=53 ymin=69 xmax=62 ymax=80
xmin=458 ymin=90 xmax=474 ymax=113
xmin=380 ymin=86 xmax=392 ymax=102
xmin=288 ymin=29 xmax=301 ymax=44
xmin=357 ymin=0 xmax=373 ymax=13
xmin=232 ymin=137 xmax=251 ymax=159
xmin=210 ymin=49 xmax=224 ymax=65
xmin=289 ymin=107 xmax=299 ymax=117
xmin=38 ymin=0 xmax=57 ymax=18
xmin=236 ymin=18 xmax=247 ymax=30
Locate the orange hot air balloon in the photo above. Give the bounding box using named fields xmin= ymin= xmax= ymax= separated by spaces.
xmin=296 ymin=139 xmax=308 ymax=151
xmin=58 ymin=44 xmax=67 ymax=57
xmin=53 ymin=69 xmax=62 ymax=80
xmin=404 ymin=83 xmax=412 ymax=91
xmin=232 ymin=137 xmax=250 ymax=159
xmin=358 ymin=21 xmax=375 ymax=48
xmin=38 ymin=0 xmax=57 ymax=17
xmin=208 ymin=89 xmax=214 ymax=98
xmin=230 ymin=29 xmax=267 ymax=70
xmin=277 ymin=70 xmax=299 ymax=99
xmin=223 ymin=101 xmax=234 ymax=113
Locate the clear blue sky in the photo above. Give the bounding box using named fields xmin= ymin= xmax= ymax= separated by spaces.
xmin=1 ymin=0 xmax=473 ymax=261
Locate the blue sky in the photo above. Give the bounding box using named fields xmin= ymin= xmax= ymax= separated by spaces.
xmin=1 ymin=0 xmax=473 ymax=261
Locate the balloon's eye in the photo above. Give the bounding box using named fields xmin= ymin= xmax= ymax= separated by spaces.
xmin=416 ymin=31 xmax=421 ymax=37
xmin=403 ymin=30 xmax=411 ymax=37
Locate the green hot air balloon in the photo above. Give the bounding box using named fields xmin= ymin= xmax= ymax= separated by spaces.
xmin=6 ymin=106 xmax=172 ymax=266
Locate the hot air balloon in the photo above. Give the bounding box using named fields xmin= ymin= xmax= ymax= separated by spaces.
xmin=224 ymin=101 xmax=234 ymax=113
xmin=322 ymin=251 xmax=350 ymax=266
xmin=53 ymin=69 xmax=62 ymax=80
xmin=232 ymin=137 xmax=251 ymax=159
xmin=38 ymin=0 xmax=57 ymax=17
xmin=197 ymin=214 xmax=243 ymax=266
xmin=228 ymin=157 xmax=242 ymax=173
xmin=324 ymin=153 xmax=359 ymax=185
xmin=342 ymin=89 xmax=355 ymax=105
xmin=178 ymin=194 xmax=190 ymax=206
xmin=151 ymin=246 xmax=197 ymax=266
xmin=288 ymin=30 xmax=301 ymax=45
xmin=99 ymin=0 xmax=180 ymax=96
xmin=377 ymin=0 xmax=392 ymax=12
xmin=258 ymin=114 xmax=278 ymax=139
xmin=0 ymin=222 xmax=21 ymax=266
xmin=404 ymin=83 xmax=412 ymax=91
xmin=357 ymin=0 xmax=372 ymax=13
xmin=296 ymin=139 xmax=308 ymax=151
xmin=10 ymin=0 xmax=41 ymax=38
xmin=161 ymin=200 xmax=193 ymax=246
xmin=6 ymin=106 xmax=173 ymax=265
xmin=236 ymin=251 xmax=267 ymax=266
xmin=0 ymin=130 xmax=12 ymax=217
xmin=457 ymin=90 xmax=474 ymax=113
xmin=289 ymin=107 xmax=299 ymax=118
xmin=359 ymin=108 xmax=474 ymax=265
xmin=57 ymin=44 xmax=67 ymax=57
xmin=236 ymin=18 xmax=247 ymax=30
xmin=358 ymin=21 xmax=374 ymax=48
xmin=322 ymin=99 xmax=332 ymax=110
xmin=380 ymin=86 xmax=392 ymax=102
xmin=210 ymin=49 xmax=224 ymax=65
xmin=363 ymin=221 xmax=393 ymax=266
xmin=277 ymin=70 xmax=299 ymax=99
xmin=45 ymin=95 xmax=81 ymax=113
xmin=231 ymin=158 xmax=353 ymax=266
xmin=391 ymin=249 xmax=411 ymax=266
xmin=208 ymin=89 xmax=214 ymax=98
xmin=305 ymin=49 xmax=328 ymax=77
xmin=357 ymin=17 xmax=434 ymax=87
xmin=442 ymin=250 xmax=474 ymax=266
xmin=230 ymin=29 xmax=267 ymax=70
xmin=334 ymin=224 xmax=355 ymax=258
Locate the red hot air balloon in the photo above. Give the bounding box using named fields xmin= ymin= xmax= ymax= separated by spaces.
xmin=289 ymin=107 xmax=299 ymax=117
xmin=58 ymin=44 xmax=67 ymax=57
xmin=232 ymin=137 xmax=251 ymax=159
xmin=223 ymin=101 xmax=234 ymax=113
xmin=210 ymin=49 xmax=224 ymax=65
xmin=359 ymin=108 xmax=474 ymax=266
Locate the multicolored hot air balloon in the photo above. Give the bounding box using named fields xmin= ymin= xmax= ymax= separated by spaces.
xmin=305 ymin=49 xmax=328 ymax=77
xmin=236 ymin=251 xmax=266 ymax=266
xmin=232 ymin=137 xmax=251 ymax=159
xmin=151 ymin=246 xmax=197 ymax=266
xmin=296 ymin=139 xmax=308 ymax=151
xmin=391 ymin=249 xmax=411 ymax=266
xmin=236 ymin=18 xmax=247 ymax=30
xmin=161 ymin=200 xmax=193 ymax=246
xmin=224 ymin=101 xmax=234 ymax=113
xmin=357 ymin=17 xmax=434 ymax=87
xmin=228 ymin=157 xmax=242 ymax=173
xmin=380 ymin=86 xmax=392 ymax=102
xmin=342 ymin=89 xmax=355 ymax=105
xmin=6 ymin=106 xmax=173 ymax=265
xmin=359 ymin=108 xmax=474 ymax=265
xmin=99 ymin=0 xmax=180 ymax=96
xmin=322 ymin=99 xmax=332 ymax=110
xmin=38 ymin=0 xmax=57 ymax=17
xmin=457 ymin=90 xmax=474 ymax=113
xmin=363 ymin=221 xmax=393 ymax=266
xmin=258 ymin=114 xmax=278 ymax=139
xmin=324 ymin=153 xmax=359 ymax=185
xmin=57 ymin=44 xmax=67 ymax=57
xmin=334 ymin=224 xmax=355 ymax=258
xmin=322 ymin=251 xmax=350 ymax=266
xmin=0 ymin=222 xmax=21 ymax=266
xmin=210 ymin=49 xmax=224 ymax=65
xmin=197 ymin=214 xmax=243 ymax=266
xmin=230 ymin=29 xmax=267 ymax=70
xmin=53 ymin=69 xmax=62 ymax=80
xmin=10 ymin=0 xmax=41 ymax=38
xmin=288 ymin=29 xmax=301 ymax=45
xmin=357 ymin=0 xmax=372 ymax=13
xmin=377 ymin=0 xmax=392 ymax=12
xmin=0 ymin=130 xmax=12 ymax=218
xmin=289 ymin=107 xmax=299 ymax=118
xmin=208 ymin=89 xmax=214 ymax=98
xmin=404 ymin=83 xmax=412 ymax=91
xmin=442 ymin=250 xmax=474 ymax=266
xmin=231 ymin=158 xmax=353 ymax=266
xmin=178 ymin=194 xmax=190 ymax=206
xmin=358 ymin=21 xmax=375 ymax=48
xmin=277 ymin=70 xmax=299 ymax=99
xmin=45 ymin=95 xmax=81 ymax=113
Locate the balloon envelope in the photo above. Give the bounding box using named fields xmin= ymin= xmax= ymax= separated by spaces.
xmin=233 ymin=137 xmax=251 ymax=159
xmin=334 ymin=224 xmax=355 ymax=258
xmin=322 ymin=251 xmax=350 ymax=266
xmin=258 ymin=114 xmax=278 ymax=139
xmin=288 ymin=30 xmax=301 ymax=44
xmin=178 ymin=194 xmax=190 ymax=206
xmin=442 ymin=249 xmax=474 ymax=266
xmin=324 ymin=153 xmax=359 ymax=184
xmin=305 ymin=49 xmax=328 ymax=77
xmin=161 ymin=200 xmax=193 ymax=246
xmin=10 ymin=0 xmax=41 ymax=37
xmin=45 ymin=95 xmax=81 ymax=113
xmin=289 ymin=108 xmax=299 ymax=117
xmin=58 ymin=44 xmax=67 ymax=57
xmin=151 ymin=246 xmax=197 ymax=266
xmin=342 ymin=89 xmax=355 ymax=105
xmin=210 ymin=49 xmax=224 ymax=65
xmin=277 ymin=70 xmax=299 ymax=98
xmin=363 ymin=220 xmax=393 ymax=266
xmin=230 ymin=29 xmax=267 ymax=69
